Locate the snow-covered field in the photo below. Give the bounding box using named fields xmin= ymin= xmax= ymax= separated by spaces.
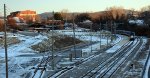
xmin=0 ymin=29 xmax=126 ymax=78
xmin=0 ymin=32 xmax=47 ymax=78
xmin=56 ymin=29 xmax=122 ymax=54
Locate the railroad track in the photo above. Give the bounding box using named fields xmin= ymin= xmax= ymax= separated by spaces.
xmin=78 ymin=38 xmax=142 ymax=78
xmin=31 ymin=34 xmax=122 ymax=78
xmin=87 ymin=38 xmax=142 ymax=78
xmin=98 ymin=38 xmax=142 ymax=78
xmin=50 ymin=40 xmax=131 ymax=77
xmin=31 ymin=41 xmax=99 ymax=78
xmin=32 ymin=56 xmax=52 ymax=78
xmin=110 ymin=37 xmax=144 ymax=78
xmin=79 ymin=40 xmax=135 ymax=78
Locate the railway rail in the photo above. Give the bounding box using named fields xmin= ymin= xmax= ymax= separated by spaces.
xmin=31 ymin=41 xmax=99 ymax=78
xmin=80 ymin=38 xmax=142 ymax=78
xmin=81 ymin=39 xmax=139 ymax=78
xmin=55 ymin=37 xmax=143 ymax=78
xmin=51 ymin=40 xmax=131 ymax=77
xmin=30 ymin=31 xmax=124 ymax=78
xmin=97 ymin=38 xmax=142 ymax=78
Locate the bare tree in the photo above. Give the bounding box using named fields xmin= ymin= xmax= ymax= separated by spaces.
xmin=54 ymin=12 xmax=63 ymax=20
xmin=35 ymin=15 xmax=41 ymax=23
xmin=60 ymin=9 xmax=69 ymax=21
xmin=140 ymin=5 xmax=150 ymax=26
xmin=141 ymin=5 xmax=150 ymax=12
xmin=8 ymin=18 xmax=16 ymax=27
xmin=105 ymin=6 xmax=126 ymax=21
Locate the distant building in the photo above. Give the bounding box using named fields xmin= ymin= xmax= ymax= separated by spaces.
xmin=46 ymin=20 xmax=64 ymax=29
xmin=7 ymin=10 xmax=37 ymax=23
xmin=82 ymin=20 xmax=93 ymax=24
xmin=128 ymin=19 xmax=144 ymax=26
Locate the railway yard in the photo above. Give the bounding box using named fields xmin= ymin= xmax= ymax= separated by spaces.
xmin=0 ymin=29 xmax=149 ymax=78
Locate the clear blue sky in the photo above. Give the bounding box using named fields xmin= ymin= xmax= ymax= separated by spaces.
xmin=1 ymin=0 xmax=150 ymax=14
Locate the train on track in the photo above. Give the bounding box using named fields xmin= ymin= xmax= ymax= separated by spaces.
xmin=129 ymin=35 xmax=135 ymax=41
xmin=116 ymin=30 xmax=135 ymax=41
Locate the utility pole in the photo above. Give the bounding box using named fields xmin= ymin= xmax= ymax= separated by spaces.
xmin=4 ymin=4 xmax=8 ymax=78
xmin=72 ymin=13 xmax=76 ymax=59
xmin=106 ymin=22 xmax=108 ymax=47
xmin=113 ymin=22 xmax=116 ymax=41
xmin=99 ymin=23 xmax=101 ymax=50
xmin=110 ymin=21 xmax=113 ymax=43
xmin=51 ymin=11 xmax=54 ymax=70
xmin=90 ymin=22 xmax=92 ymax=53
xmin=114 ymin=22 xmax=117 ymax=35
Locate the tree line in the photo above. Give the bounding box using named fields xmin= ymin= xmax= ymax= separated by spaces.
xmin=0 ymin=6 xmax=150 ymax=37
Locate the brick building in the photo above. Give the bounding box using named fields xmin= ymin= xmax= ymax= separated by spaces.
xmin=8 ymin=10 xmax=37 ymax=23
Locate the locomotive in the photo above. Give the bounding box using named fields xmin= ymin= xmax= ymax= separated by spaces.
xmin=129 ymin=35 xmax=135 ymax=41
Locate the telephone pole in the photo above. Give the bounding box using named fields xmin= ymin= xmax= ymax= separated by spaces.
xmin=106 ymin=22 xmax=108 ymax=47
xmin=99 ymin=23 xmax=101 ymax=50
xmin=4 ymin=4 xmax=8 ymax=78
xmin=90 ymin=22 xmax=92 ymax=53
xmin=72 ymin=13 xmax=76 ymax=59
xmin=51 ymin=11 xmax=54 ymax=70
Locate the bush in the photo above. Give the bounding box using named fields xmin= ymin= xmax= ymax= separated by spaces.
xmin=54 ymin=36 xmax=82 ymax=49
xmin=0 ymin=20 xmax=4 ymax=31
xmin=31 ymin=36 xmax=83 ymax=53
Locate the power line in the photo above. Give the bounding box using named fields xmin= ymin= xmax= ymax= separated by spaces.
xmin=0 ymin=4 xmax=14 ymax=16
xmin=0 ymin=5 xmax=4 ymax=16
xmin=6 ymin=6 xmax=15 ymax=15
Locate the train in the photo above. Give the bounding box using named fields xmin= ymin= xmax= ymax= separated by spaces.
xmin=116 ymin=30 xmax=135 ymax=41
xmin=129 ymin=35 xmax=135 ymax=41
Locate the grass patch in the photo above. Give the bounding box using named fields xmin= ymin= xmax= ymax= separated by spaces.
xmin=31 ymin=35 xmax=83 ymax=53
xmin=0 ymin=37 xmax=20 ymax=47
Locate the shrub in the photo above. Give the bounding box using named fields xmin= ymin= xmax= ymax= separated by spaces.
xmin=0 ymin=20 xmax=4 ymax=31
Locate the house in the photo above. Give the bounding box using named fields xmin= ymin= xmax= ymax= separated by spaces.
xmin=128 ymin=19 xmax=144 ymax=26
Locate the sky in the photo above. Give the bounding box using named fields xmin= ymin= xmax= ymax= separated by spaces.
xmin=0 ymin=0 xmax=150 ymax=14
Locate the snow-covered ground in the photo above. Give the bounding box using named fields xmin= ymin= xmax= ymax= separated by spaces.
xmin=56 ymin=29 xmax=119 ymax=54
xmin=0 ymin=29 xmax=127 ymax=78
xmin=0 ymin=32 xmax=47 ymax=78
xmin=0 ymin=33 xmax=47 ymax=57
xmin=106 ymin=35 xmax=128 ymax=53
